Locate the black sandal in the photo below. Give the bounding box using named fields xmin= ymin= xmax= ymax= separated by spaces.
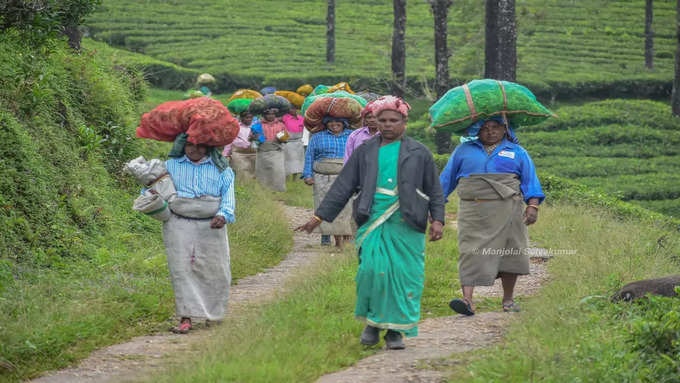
xmin=449 ymin=298 xmax=475 ymax=316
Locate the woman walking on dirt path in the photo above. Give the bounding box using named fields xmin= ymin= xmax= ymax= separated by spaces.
xmin=223 ymin=111 xmax=257 ymax=177
xmin=282 ymin=106 xmax=305 ymax=180
xmin=251 ymin=108 xmax=287 ymax=192
xmin=302 ymin=116 xmax=353 ymax=248
xmin=439 ymin=117 xmax=544 ymax=316
xmin=163 ymin=134 xmax=235 ymax=334
xmin=297 ymin=96 xmax=445 ymax=350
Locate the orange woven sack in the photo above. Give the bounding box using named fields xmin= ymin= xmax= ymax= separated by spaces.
xmin=137 ymin=97 xmax=239 ymax=146
xmin=304 ymin=97 xmax=363 ymax=133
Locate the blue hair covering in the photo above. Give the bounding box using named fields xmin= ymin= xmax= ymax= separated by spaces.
xmin=460 ymin=115 xmax=519 ymax=144
xmin=322 ymin=116 xmax=350 ymax=131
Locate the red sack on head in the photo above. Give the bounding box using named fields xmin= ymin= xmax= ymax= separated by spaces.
xmin=137 ymin=97 xmax=239 ymax=146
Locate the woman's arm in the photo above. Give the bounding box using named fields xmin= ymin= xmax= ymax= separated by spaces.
xmin=439 ymin=146 xmax=462 ymax=202
xmin=216 ymin=168 xmax=236 ymax=224
xmin=518 ymin=149 xmax=545 ymax=204
xmin=302 ymin=134 xmax=318 ymax=180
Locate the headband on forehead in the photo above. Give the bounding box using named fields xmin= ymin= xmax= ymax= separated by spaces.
xmin=371 ymin=95 xmax=411 ymax=118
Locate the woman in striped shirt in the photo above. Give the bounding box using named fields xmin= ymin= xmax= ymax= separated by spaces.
xmin=302 ymin=116 xmax=353 ymax=247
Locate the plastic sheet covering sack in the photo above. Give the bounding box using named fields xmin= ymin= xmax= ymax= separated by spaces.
xmin=304 ymin=96 xmax=363 ymax=133
xmin=196 ymin=73 xmax=216 ymax=86
xmin=274 ymin=90 xmax=305 ymax=108
xmin=310 ymin=84 xmax=330 ymax=97
xmin=248 ymin=94 xmax=292 ymax=117
xmin=124 ymin=156 xmax=177 ymax=201
xmin=124 ymin=156 xmax=167 ymax=185
xmin=227 ymin=98 xmax=253 ymax=115
xmin=296 ymin=84 xmax=314 ymax=96
xmin=226 ymin=89 xmax=263 ymax=104
xmin=429 ymin=79 xmax=556 ymax=133
xmin=260 ymin=86 xmax=277 ymax=95
xmin=132 ymin=192 xmax=171 ymax=221
xmin=301 ymin=90 xmax=368 ymax=119
xmin=136 ymin=97 xmax=239 ymax=146
xmin=356 ymin=91 xmax=381 ymax=103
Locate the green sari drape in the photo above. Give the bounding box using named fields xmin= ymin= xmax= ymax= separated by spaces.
xmin=355 ymin=141 xmax=426 ymax=337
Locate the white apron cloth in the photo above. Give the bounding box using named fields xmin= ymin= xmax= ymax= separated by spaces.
xmin=284 ymin=132 xmax=305 ymax=175
xmin=163 ymin=196 xmax=231 ymax=320
xmin=313 ymin=158 xmax=354 ymax=236
xmin=256 ymin=141 xmax=286 ymax=192
xmin=231 ymin=147 xmax=256 ymax=178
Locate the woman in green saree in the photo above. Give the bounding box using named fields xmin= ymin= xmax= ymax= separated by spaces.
xmin=297 ymin=96 xmax=446 ymax=350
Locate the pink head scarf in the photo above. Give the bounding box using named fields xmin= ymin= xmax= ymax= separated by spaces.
xmin=370 ymin=95 xmax=411 ymax=118
xmin=360 ymin=100 xmax=375 ymax=119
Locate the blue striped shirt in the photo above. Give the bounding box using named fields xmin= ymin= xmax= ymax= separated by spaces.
xmin=303 ymin=129 xmax=351 ymax=178
xmin=166 ymin=156 xmax=236 ymax=223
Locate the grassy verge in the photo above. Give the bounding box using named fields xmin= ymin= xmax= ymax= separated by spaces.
xmin=272 ymin=178 xmax=315 ymax=209
xmin=1 ymin=175 xmax=291 ymax=382
xmin=0 ymin=33 xmax=292 ymax=380
xmin=444 ymin=202 xmax=680 ymax=382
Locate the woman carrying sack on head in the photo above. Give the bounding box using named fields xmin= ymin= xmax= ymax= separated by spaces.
xmin=251 ymin=107 xmax=288 ymax=192
xmin=439 ymin=116 xmax=544 ymax=316
xmin=302 ymin=115 xmax=353 ymax=248
xmin=135 ymin=97 xmax=239 ymax=334
xmin=282 ymin=106 xmax=305 ymax=180
xmin=164 ymin=134 xmax=235 ymax=333
xmin=223 ymin=109 xmax=258 ymax=177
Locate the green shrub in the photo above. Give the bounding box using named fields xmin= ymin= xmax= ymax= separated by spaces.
xmin=625 ymin=292 xmax=680 ymax=380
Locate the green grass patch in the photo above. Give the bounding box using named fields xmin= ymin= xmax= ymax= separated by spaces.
xmin=272 ymin=178 xmax=315 ymax=209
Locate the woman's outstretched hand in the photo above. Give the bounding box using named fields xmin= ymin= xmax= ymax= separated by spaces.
xmin=295 ymin=217 xmax=322 ymax=233
xmin=429 ymin=220 xmax=444 ymax=241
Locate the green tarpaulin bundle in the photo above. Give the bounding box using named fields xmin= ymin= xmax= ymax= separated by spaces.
xmin=227 ymin=99 xmax=252 ymax=115
xmin=429 ymin=79 xmax=556 ymax=132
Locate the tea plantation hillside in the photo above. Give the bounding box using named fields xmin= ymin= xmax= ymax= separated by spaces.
xmin=87 ymin=0 xmax=676 ymax=96
xmin=517 ymin=99 xmax=680 ymax=217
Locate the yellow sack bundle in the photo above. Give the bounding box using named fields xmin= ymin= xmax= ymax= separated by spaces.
xmin=296 ymin=84 xmax=314 ymax=96
xmin=274 ymin=91 xmax=305 ymax=108
xmin=328 ymin=82 xmax=354 ymax=94
xmin=227 ymin=89 xmax=264 ymax=104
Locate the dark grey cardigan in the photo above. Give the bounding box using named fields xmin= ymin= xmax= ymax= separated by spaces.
xmin=315 ymin=135 xmax=446 ymax=233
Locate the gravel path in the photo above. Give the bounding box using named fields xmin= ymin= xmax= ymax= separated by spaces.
xmin=31 ymin=205 xmax=319 ymax=383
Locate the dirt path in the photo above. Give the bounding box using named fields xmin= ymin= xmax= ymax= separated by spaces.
xmin=32 ymin=205 xmax=320 ymax=383
xmin=32 ymin=207 xmax=550 ymax=383
xmin=317 ymin=238 xmax=550 ymax=383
